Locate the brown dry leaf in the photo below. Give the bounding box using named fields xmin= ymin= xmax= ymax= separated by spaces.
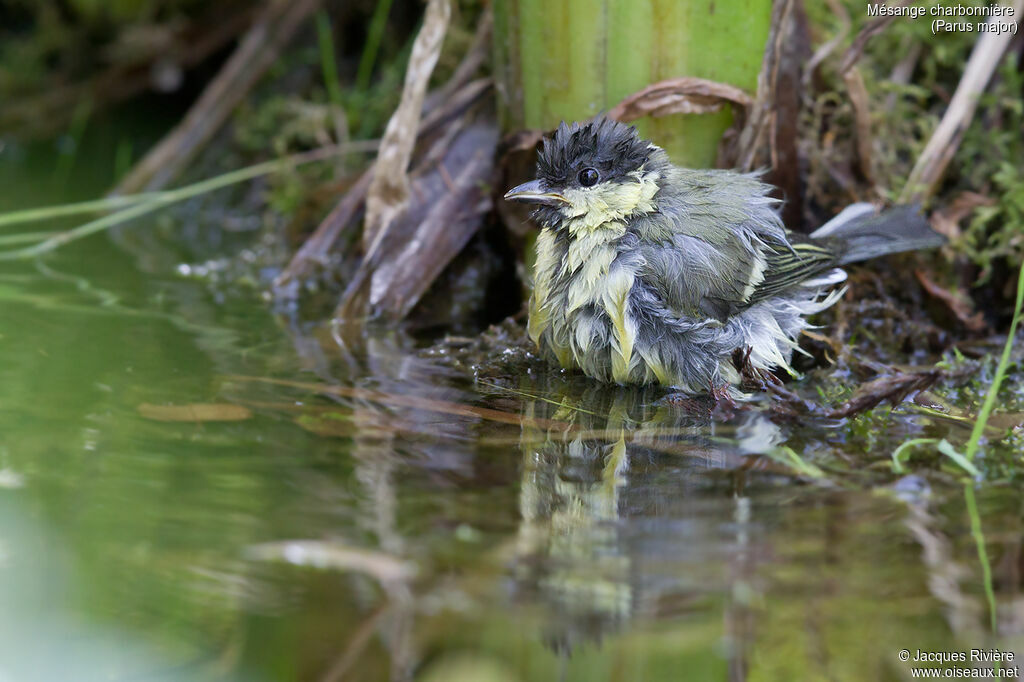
xmin=137 ymin=402 xmax=252 ymax=422
xmin=914 ymin=269 xmax=986 ymax=332
xmin=367 ymin=121 xmax=498 ymax=319
xmin=801 ymin=329 xmax=843 ymax=356
xmin=930 ymin=191 xmax=996 ymax=240
xmin=826 ymin=370 xmax=940 ymax=419
xmin=609 ymin=77 xmax=752 ymax=123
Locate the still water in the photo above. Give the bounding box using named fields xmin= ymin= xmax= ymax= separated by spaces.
xmin=1 ymin=134 xmax=1022 ymax=682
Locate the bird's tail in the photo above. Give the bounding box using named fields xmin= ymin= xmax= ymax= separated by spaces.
xmin=810 ymin=203 xmax=944 ymax=265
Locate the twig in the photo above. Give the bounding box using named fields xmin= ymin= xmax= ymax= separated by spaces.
xmin=834 ymin=0 xmax=919 ymax=192
xmin=422 ymin=7 xmax=492 ymax=113
xmin=273 ymin=78 xmax=492 ymax=291
xmin=114 ymin=0 xmax=323 ymax=194
xmin=901 ymin=0 xmax=1024 ymax=203
xmin=885 ymin=39 xmax=922 ymax=112
xmin=272 ymin=169 xmax=373 ymax=293
xmin=363 ymin=121 xmax=498 ymax=319
xmin=843 ymin=66 xmax=876 ymax=187
xmin=838 ymin=0 xmax=915 ymax=75
xmin=222 ymin=373 xmax=577 ymax=431
xmin=735 ymin=0 xmax=795 ymax=171
xmin=802 ymin=0 xmax=850 ymax=90
xmin=825 ymin=369 xmax=940 ymax=419
xmin=318 ymin=605 xmax=389 ymax=682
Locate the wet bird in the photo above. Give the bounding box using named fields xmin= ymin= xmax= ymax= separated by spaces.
xmin=504 ymin=117 xmax=944 ymax=395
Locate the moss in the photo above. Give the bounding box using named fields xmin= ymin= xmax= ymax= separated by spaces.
xmin=802 ymin=0 xmax=1023 ymax=292
xmin=963 ymin=162 xmax=1024 ymax=285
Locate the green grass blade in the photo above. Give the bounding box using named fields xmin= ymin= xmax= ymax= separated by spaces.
xmin=356 ymin=0 xmax=395 ymax=93
xmin=316 ymin=11 xmax=345 ymax=109
xmin=965 ymin=264 xmax=1024 ymax=460
xmin=0 ymin=143 xmax=370 ymax=261
xmin=0 ymin=231 xmax=61 ymax=246
xmin=0 ymin=194 xmax=163 ymax=229
xmin=891 ymin=438 xmax=938 ymax=474
xmin=936 ymin=439 xmax=981 ymax=478
xmin=768 ymin=446 xmax=825 ymax=479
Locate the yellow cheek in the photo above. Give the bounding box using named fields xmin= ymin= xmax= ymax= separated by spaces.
xmin=561 ymin=172 xmax=660 ymax=231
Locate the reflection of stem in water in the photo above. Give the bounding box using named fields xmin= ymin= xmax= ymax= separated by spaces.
xmin=904 ymin=501 xmax=984 ymax=635
xmin=319 ymin=605 xmax=389 ymax=682
xmin=964 ymin=485 xmax=998 ymax=632
xmin=726 ymin=495 xmax=754 ymax=682
xmin=351 ymin=413 xmax=416 ymax=682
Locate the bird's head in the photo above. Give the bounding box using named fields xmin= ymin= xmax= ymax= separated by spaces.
xmin=504 ymin=117 xmax=665 ymax=230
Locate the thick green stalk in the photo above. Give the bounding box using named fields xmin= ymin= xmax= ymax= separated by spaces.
xmin=494 ymin=0 xmax=772 ymax=167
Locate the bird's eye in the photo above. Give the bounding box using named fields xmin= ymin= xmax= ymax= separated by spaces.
xmin=578 ymin=168 xmax=599 ymax=187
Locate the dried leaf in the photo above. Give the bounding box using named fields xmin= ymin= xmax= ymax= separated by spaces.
xmin=915 ymin=269 xmax=987 ymax=332
xmin=608 ymin=77 xmax=752 ymax=123
xmin=137 ymin=402 xmax=252 ymax=422
xmin=367 ymin=121 xmax=499 ymax=319
xmin=826 ymin=371 xmax=940 ymax=419
xmin=363 ymin=0 xmax=451 ymax=248
xmin=930 ymin=191 xmax=996 ymax=240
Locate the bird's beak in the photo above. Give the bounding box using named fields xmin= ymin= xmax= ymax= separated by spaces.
xmin=503 ymin=179 xmax=569 ymax=206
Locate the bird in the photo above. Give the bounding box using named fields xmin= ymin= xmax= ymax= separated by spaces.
xmin=503 ymin=117 xmax=944 ymax=396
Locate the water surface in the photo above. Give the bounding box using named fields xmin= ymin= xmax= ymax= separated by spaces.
xmin=1 ymin=136 xmax=1022 ymax=682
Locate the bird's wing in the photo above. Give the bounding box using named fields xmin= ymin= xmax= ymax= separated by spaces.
xmin=746 ymin=239 xmax=838 ymax=304
xmin=635 ymin=169 xmax=838 ymax=322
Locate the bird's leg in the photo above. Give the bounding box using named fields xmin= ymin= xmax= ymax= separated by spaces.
xmin=733 ymin=346 xmax=780 ymax=392
xmin=663 ymin=392 xmax=715 ymax=417
xmin=708 ymin=378 xmax=738 ymax=415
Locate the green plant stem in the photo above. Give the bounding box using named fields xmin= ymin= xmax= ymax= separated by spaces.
xmin=891 ymin=438 xmax=938 ymax=474
xmin=316 ymin=11 xmax=345 ymax=109
xmin=965 ymin=484 xmax=998 ymax=631
xmin=54 ymin=98 xmax=92 ymax=187
xmin=965 ymin=264 xmax=1024 ymax=460
xmin=0 ymin=194 xmax=162 ymax=229
xmin=0 ymin=231 xmax=61 ymax=246
xmin=0 ymin=143 xmax=372 ymax=262
xmin=356 ymin=0 xmax=395 ymax=93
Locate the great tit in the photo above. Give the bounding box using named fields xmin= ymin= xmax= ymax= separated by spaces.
xmin=504 ymin=117 xmax=943 ymax=395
